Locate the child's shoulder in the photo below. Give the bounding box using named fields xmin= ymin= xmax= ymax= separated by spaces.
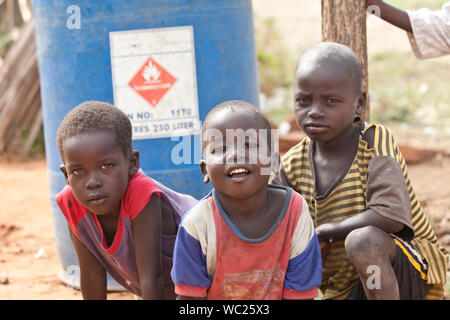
xmin=362 ymin=121 xmax=396 ymax=137
xmin=56 ymin=185 xmax=88 ymax=233
xmin=127 ymin=171 xmax=157 ymax=188
xmin=181 ymin=197 xmax=213 ymax=225
xmin=56 ymin=185 xmax=82 ymax=211
xmin=122 ymin=172 xmax=166 ymax=220
xmin=281 ymin=135 xmax=310 ymax=162
xmin=362 ymin=122 xmax=399 ymax=156
xmin=179 ymin=197 xmax=215 ymax=238
xmin=56 ymin=184 xmax=73 ymax=202
xmin=125 ymin=172 xmax=163 ymax=198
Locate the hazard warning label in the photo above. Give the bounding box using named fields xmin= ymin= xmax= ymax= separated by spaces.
xmin=110 ymin=26 xmax=200 ymax=140
xmin=128 ymin=57 xmax=177 ymax=108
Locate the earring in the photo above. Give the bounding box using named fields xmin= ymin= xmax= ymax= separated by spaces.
xmin=203 ymin=174 xmax=210 ymax=184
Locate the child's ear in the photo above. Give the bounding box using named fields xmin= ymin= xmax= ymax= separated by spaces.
xmin=355 ymin=90 xmax=367 ymax=117
xmin=59 ymin=164 xmax=69 ymax=184
xmin=199 ymin=159 xmax=209 ymax=184
xmin=128 ymin=150 xmax=140 ymax=175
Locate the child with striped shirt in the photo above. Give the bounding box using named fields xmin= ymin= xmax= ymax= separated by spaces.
xmin=271 ymin=42 xmax=448 ymax=299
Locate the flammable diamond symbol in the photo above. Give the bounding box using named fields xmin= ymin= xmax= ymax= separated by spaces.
xmin=128 ymin=57 xmax=177 ymax=108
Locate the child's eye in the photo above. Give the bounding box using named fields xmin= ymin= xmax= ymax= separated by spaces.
xmin=296 ymin=97 xmax=311 ymax=106
xmin=71 ymin=169 xmax=84 ymax=176
xmin=101 ymin=164 xmax=113 ymax=170
xmin=327 ymin=98 xmax=340 ymax=104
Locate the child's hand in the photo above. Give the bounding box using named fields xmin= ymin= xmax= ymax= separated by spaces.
xmin=316 ymin=223 xmax=334 ymax=266
xmin=364 ymin=0 xmax=413 ymax=33
xmin=366 ymin=0 xmax=380 ymax=8
xmin=319 ymin=240 xmax=330 ymax=266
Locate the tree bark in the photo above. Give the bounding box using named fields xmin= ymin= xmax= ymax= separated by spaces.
xmin=1 ymin=0 xmax=23 ymax=31
xmin=321 ymin=0 xmax=370 ymax=121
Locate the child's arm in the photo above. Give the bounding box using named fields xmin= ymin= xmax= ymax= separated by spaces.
xmin=171 ymin=204 xmax=212 ymax=299
xmin=367 ymin=0 xmax=412 ymax=32
xmin=315 ymin=208 xmax=404 ymax=245
xmin=131 ymin=194 xmax=166 ymax=299
xmin=317 ymin=124 xmax=417 ymax=263
xmin=68 ymin=227 xmax=107 ymax=299
xmin=368 ymin=1 xmax=450 ymax=59
xmin=283 ymin=198 xmax=322 ymax=300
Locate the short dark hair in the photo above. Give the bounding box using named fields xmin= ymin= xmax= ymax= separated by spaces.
xmin=295 ymin=42 xmax=363 ymax=93
xmin=201 ymin=100 xmax=273 ymax=154
xmin=57 ymin=101 xmax=132 ymax=162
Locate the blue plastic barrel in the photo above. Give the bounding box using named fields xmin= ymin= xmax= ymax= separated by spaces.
xmin=32 ymin=0 xmax=259 ymax=290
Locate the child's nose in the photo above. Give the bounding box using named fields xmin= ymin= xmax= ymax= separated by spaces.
xmin=85 ymin=172 xmax=102 ymax=189
xmin=226 ymin=145 xmax=246 ymax=164
xmin=308 ymin=103 xmax=324 ymax=119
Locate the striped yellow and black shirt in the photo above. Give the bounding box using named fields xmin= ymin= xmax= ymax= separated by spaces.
xmin=271 ymin=122 xmax=448 ymax=299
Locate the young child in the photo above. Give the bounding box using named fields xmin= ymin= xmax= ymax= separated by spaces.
xmin=170 ymin=100 xmax=322 ymax=300
xmin=367 ymin=0 xmax=450 ymax=59
xmin=271 ymin=42 xmax=448 ymax=299
xmin=55 ymin=101 xmax=198 ymax=299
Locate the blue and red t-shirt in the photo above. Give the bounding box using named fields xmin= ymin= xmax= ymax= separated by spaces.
xmin=56 ymin=171 xmax=198 ymax=298
xmin=171 ymin=185 xmax=322 ymax=300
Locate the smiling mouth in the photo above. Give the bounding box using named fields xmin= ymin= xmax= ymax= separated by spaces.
xmin=227 ymin=167 xmax=250 ymax=178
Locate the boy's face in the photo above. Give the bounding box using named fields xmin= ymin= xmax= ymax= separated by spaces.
xmin=60 ymin=131 xmax=138 ymax=217
xmin=293 ymin=61 xmax=365 ymax=143
xmin=200 ymin=109 xmax=272 ymax=200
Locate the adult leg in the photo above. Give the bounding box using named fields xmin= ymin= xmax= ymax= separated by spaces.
xmin=345 ymin=226 xmax=398 ymax=299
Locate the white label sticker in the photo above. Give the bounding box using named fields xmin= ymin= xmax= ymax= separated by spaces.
xmin=110 ymin=26 xmax=200 ymax=140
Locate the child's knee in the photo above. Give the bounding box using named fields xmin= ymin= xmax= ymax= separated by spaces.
xmin=344 ymin=226 xmax=395 ymax=266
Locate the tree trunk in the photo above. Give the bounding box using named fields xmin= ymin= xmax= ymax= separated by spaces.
xmin=0 ymin=0 xmax=23 ymax=32
xmin=321 ymin=0 xmax=370 ymax=121
xmin=12 ymin=0 xmax=24 ymax=27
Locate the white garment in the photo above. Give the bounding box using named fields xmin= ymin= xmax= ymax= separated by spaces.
xmin=407 ymin=1 xmax=450 ymax=59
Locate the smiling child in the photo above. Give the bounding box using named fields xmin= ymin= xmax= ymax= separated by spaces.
xmin=55 ymin=101 xmax=198 ymax=299
xmin=170 ymin=100 xmax=322 ymax=300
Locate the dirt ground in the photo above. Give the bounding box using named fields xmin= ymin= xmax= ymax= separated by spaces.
xmin=0 ymin=1 xmax=449 ymax=300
